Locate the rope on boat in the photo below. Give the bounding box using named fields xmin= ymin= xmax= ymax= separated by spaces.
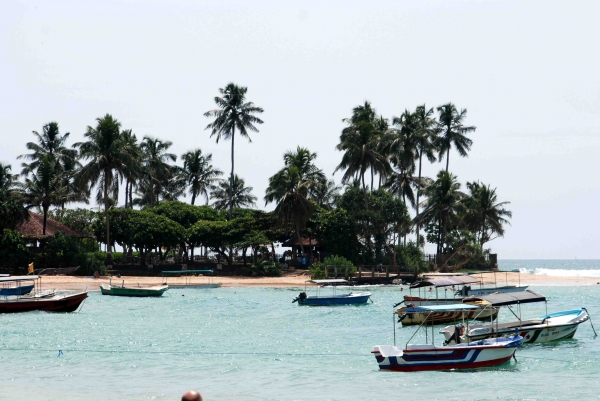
xmin=582 ymin=308 xmax=597 ymax=337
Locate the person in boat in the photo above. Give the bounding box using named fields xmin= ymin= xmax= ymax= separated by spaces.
xmin=182 ymin=390 xmax=202 ymax=401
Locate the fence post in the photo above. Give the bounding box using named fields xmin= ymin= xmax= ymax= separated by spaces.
xmin=358 ymin=266 xmax=362 ymax=278
xmin=386 ymin=265 xmax=389 ymax=278
xmin=334 ymin=266 xmax=338 ymax=278
xmin=372 ymin=266 xmax=375 ymax=279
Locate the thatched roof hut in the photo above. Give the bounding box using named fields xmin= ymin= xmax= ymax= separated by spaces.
xmin=16 ymin=211 xmax=84 ymax=240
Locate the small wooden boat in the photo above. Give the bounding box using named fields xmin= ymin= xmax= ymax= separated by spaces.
xmin=440 ymin=291 xmax=592 ymax=344
xmin=373 ymin=336 xmax=522 ymax=372
xmin=0 ymin=275 xmax=87 ymax=313
xmin=397 ymin=303 xmax=498 ymax=326
xmin=293 ymin=279 xmax=372 ymax=306
xmin=0 ymin=283 xmax=34 ymax=296
xmin=374 ymin=304 xmax=522 ymax=372
xmin=397 ymin=275 xmax=528 ymax=308
xmin=100 ymin=280 xmax=168 ymax=297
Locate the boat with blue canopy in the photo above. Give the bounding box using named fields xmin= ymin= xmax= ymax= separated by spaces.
xmin=292 ymin=279 xmax=371 ymax=306
xmin=440 ymin=290 xmax=594 ymax=344
xmin=374 ymin=304 xmax=522 ymax=372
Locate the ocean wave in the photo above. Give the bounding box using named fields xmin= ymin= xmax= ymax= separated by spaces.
xmin=519 ymin=267 xmax=600 ymax=278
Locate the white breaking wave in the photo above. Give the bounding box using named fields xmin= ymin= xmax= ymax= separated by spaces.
xmin=519 ymin=267 xmax=600 ymax=278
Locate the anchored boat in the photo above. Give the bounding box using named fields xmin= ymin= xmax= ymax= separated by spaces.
xmin=374 ymin=304 xmax=522 ymax=372
xmin=100 ymin=279 xmax=169 ymax=297
xmin=0 ymin=275 xmax=87 ymax=313
xmin=440 ymin=290 xmax=592 ymax=344
xmin=292 ymin=279 xmax=371 ymax=306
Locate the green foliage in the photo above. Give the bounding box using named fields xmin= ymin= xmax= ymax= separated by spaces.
xmin=0 ymin=198 xmax=28 ymax=231
xmin=395 ymin=241 xmax=429 ymax=274
xmin=0 ymin=229 xmax=31 ymax=266
xmin=310 ymin=255 xmax=356 ymax=279
xmin=43 ymin=232 xmax=87 ymax=268
xmin=48 ymin=208 xmax=99 ymax=237
xmin=149 ymin=201 xmax=224 ymax=228
xmin=242 ymin=258 xmax=281 ymax=277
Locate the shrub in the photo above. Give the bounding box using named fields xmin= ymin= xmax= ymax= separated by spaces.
xmin=242 ymin=258 xmax=281 ymax=277
xmin=310 ymin=255 xmax=356 ymax=279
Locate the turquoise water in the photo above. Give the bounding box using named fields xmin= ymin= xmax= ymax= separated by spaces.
xmin=1 ymin=284 xmax=600 ymax=400
xmin=499 ymin=259 xmax=600 ymax=279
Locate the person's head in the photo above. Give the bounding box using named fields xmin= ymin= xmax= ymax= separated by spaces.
xmin=181 ymin=390 xmax=202 ymax=401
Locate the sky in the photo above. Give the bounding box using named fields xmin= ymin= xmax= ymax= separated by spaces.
xmin=1 ymin=0 xmax=599 ymax=259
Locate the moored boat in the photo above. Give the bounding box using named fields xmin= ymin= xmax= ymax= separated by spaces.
xmin=0 ymin=275 xmax=87 ymax=313
xmin=374 ymin=304 xmax=522 ymax=372
xmin=397 ymin=303 xmax=498 ymax=326
xmin=100 ymin=280 xmax=169 ymax=297
xmin=293 ymin=279 xmax=371 ymax=306
xmin=440 ymin=291 xmax=591 ymax=344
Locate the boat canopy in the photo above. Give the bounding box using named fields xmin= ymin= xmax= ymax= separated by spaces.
xmin=410 ymin=276 xmax=480 ymax=288
xmin=0 ymin=275 xmax=39 ymax=282
xmin=309 ymin=279 xmax=349 ymax=284
xmin=403 ymin=304 xmax=482 ymax=313
xmin=463 ymin=290 xmax=546 ymax=306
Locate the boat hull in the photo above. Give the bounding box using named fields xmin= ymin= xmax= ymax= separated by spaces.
xmin=373 ymin=337 xmax=521 ymax=372
xmin=100 ymin=285 xmax=168 ymax=297
xmin=398 ymin=307 xmax=498 ymax=326
xmin=298 ymin=292 xmax=371 ymax=306
xmin=0 ymin=292 xmax=88 ymax=313
xmin=403 ymin=286 xmax=529 ymax=306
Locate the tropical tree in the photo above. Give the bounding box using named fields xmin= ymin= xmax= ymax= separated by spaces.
xmin=18 ymin=122 xmax=76 ymax=176
xmin=136 ymin=136 xmax=177 ymax=207
xmin=464 ymin=181 xmax=512 ymax=247
xmin=204 ymin=83 xmax=264 ymax=217
xmin=312 ymin=179 xmax=341 ymax=210
xmin=414 ymin=170 xmax=466 ymax=255
xmin=413 ymin=104 xmax=439 ymax=245
xmin=120 ymin=129 xmax=141 ymax=209
xmin=0 ymin=163 xmax=28 ymax=231
xmin=74 ymin=114 xmax=137 ymax=264
xmin=265 ymin=147 xmax=326 ymax=258
xmin=181 ymin=149 xmax=223 ymax=205
xmin=437 ymin=103 xmax=476 ymax=171
xmin=22 ymin=154 xmax=83 ymax=235
xmin=211 ymin=174 xmax=257 ymax=211
xmin=334 ymin=102 xmax=390 ymax=191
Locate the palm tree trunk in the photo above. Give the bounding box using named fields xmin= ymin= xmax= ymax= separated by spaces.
xmin=296 ymin=223 xmax=305 ymax=265
xmin=370 ymin=167 xmax=373 ymax=191
xmin=229 ymin=127 xmax=235 ymax=219
xmin=416 ymin=150 xmax=423 ymax=247
xmin=445 ymin=148 xmax=450 ymax=172
xmin=104 ymin=171 xmax=112 ymax=265
xmin=124 ymin=180 xmax=129 ymax=208
xmin=191 ymin=192 xmax=196 ymax=206
xmin=42 ymin=205 xmax=48 ymax=236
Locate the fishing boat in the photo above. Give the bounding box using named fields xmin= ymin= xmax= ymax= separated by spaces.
xmin=292 ymin=279 xmax=371 ymax=306
xmin=399 ymin=274 xmax=528 ymax=307
xmin=0 ymin=276 xmax=87 ymax=313
xmin=373 ymin=304 xmax=522 ymax=372
xmin=440 ymin=291 xmax=592 ymax=344
xmin=0 ymin=282 xmax=34 ymax=296
xmin=100 ymin=279 xmax=169 ymax=297
xmin=397 ymin=302 xmax=498 ymax=326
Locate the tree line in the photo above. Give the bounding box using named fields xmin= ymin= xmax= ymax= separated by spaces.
xmin=0 ymin=82 xmax=511 ymax=271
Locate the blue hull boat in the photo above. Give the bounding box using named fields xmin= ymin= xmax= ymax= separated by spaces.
xmin=296 ymin=292 xmax=372 ymax=306
xmin=0 ymin=284 xmax=34 ymax=296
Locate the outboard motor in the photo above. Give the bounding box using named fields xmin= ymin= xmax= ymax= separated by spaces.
xmin=292 ymin=292 xmax=307 ymax=303
xmin=442 ymin=323 xmax=465 ymax=345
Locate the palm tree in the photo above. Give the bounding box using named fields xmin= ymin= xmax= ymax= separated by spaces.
xmin=138 ymin=136 xmax=177 ymax=207
xmin=413 ymin=104 xmax=439 ymax=245
xmin=22 ymin=154 xmax=83 ymax=235
xmin=120 ymin=129 xmax=141 ymax=209
xmin=181 ymin=149 xmax=223 ymax=205
xmin=74 ymin=114 xmax=137 ymax=264
xmin=312 ymin=179 xmax=341 ymax=210
xmin=18 ymin=122 xmax=75 ymax=176
xmin=265 ymin=147 xmax=326 ymax=257
xmin=335 ymin=102 xmax=390 ymax=191
xmin=414 ymin=170 xmax=465 ymax=255
xmin=0 ymin=163 xmax=19 ymax=198
xmin=464 ymin=182 xmax=512 ymax=247
xmin=204 ymin=83 xmax=264 ymax=217
xmin=436 ymin=103 xmax=476 ymax=171
xmin=211 ymin=174 xmax=257 ymax=211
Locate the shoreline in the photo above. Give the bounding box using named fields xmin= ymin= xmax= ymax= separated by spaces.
xmin=34 ymin=271 xmax=600 ymax=291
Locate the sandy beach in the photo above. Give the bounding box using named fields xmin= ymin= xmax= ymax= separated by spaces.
xmin=34 ymin=271 xmax=600 ymax=291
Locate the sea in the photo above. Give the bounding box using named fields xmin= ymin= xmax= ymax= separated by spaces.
xmin=1 ymin=260 xmax=600 ymax=401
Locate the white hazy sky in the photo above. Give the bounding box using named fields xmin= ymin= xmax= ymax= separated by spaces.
xmin=1 ymin=0 xmax=599 ymax=259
